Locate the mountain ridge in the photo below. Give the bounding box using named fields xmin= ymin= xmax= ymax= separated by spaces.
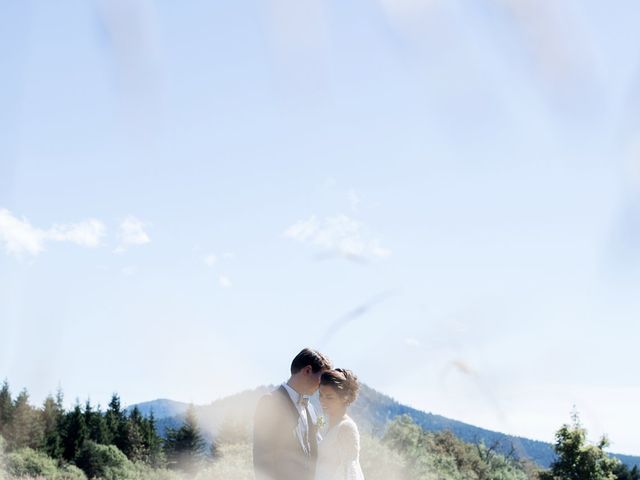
xmin=127 ymin=384 xmax=639 ymax=469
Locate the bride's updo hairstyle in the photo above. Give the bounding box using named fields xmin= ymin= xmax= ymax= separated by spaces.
xmin=320 ymin=368 xmax=360 ymax=405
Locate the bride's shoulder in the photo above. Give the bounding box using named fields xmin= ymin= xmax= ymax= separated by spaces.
xmin=341 ymin=415 xmax=358 ymax=426
xmin=336 ymin=416 xmax=360 ymax=451
xmin=337 ymin=416 xmax=360 ymax=436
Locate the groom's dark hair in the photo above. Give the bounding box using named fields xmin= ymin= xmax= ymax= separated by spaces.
xmin=290 ymin=348 xmax=332 ymax=374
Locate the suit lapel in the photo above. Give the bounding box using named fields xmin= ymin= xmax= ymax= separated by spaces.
xmin=276 ymin=386 xmax=309 ymax=455
xmin=276 ymin=385 xmax=299 ymax=419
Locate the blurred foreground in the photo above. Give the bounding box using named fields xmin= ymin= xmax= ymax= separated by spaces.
xmin=1 ymin=425 xmax=535 ymax=480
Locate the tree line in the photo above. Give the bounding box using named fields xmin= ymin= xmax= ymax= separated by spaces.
xmin=0 ymin=380 xmax=209 ymax=476
xmin=381 ymin=412 xmax=639 ymax=480
xmin=1 ymin=378 xmax=638 ymax=480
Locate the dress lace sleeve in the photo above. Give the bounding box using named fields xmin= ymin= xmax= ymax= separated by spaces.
xmin=337 ymin=420 xmax=364 ymax=480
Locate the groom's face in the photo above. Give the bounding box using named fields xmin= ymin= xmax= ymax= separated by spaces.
xmin=301 ymin=366 xmax=327 ymax=395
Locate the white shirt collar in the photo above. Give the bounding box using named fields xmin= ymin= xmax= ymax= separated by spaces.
xmin=282 ymin=382 xmax=303 ymax=407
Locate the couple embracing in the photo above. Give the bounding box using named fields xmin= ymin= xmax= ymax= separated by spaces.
xmin=253 ymin=348 xmax=365 ymax=480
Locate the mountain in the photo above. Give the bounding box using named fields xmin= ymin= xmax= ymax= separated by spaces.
xmin=127 ymin=387 xmax=270 ymax=443
xmin=127 ymin=398 xmax=190 ymax=419
xmin=349 ymin=384 xmax=556 ymax=466
xmin=128 ymin=384 xmax=639 ymax=469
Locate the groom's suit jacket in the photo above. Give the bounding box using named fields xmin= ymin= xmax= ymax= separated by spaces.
xmin=253 ymin=385 xmax=319 ymax=480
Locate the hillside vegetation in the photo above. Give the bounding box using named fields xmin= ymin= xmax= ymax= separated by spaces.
xmin=0 ymin=380 xmax=637 ymax=480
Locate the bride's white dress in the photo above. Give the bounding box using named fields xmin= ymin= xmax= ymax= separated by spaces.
xmin=315 ymin=416 xmax=365 ymax=480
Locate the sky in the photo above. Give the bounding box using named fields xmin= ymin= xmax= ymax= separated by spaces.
xmin=1 ymin=0 xmax=640 ymax=456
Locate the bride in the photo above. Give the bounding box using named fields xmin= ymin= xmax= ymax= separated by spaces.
xmin=315 ymin=368 xmax=365 ymax=480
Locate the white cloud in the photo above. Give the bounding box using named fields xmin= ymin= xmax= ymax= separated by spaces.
xmin=48 ymin=219 xmax=106 ymax=247
xmin=0 ymin=209 xmax=45 ymax=256
xmin=204 ymin=254 xmax=217 ymax=267
xmin=116 ymin=216 xmax=150 ymax=252
xmin=0 ymin=209 xmax=106 ymax=257
xmin=219 ymin=275 xmax=232 ymax=288
xmin=284 ymin=216 xmax=320 ymax=242
xmin=284 ymin=214 xmax=391 ymax=261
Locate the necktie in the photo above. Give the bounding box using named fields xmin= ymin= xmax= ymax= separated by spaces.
xmin=298 ymin=396 xmax=311 ymax=454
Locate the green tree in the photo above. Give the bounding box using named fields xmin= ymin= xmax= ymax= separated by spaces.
xmin=383 ymin=414 xmax=425 ymax=454
xmin=141 ymin=410 xmax=165 ymax=467
xmin=0 ymin=380 xmax=13 ymax=437
xmin=84 ymin=400 xmax=109 ymax=445
xmin=430 ymin=429 xmax=488 ymax=479
xmin=164 ymin=404 xmax=206 ymax=471
xmin=61 ymin=403 xmax=87 ymax=461
xmin=6 ymin=389 xmax=43 ymax=450
xmin=383 ymin=414 xmax=529 ymax=480
xmin=614 ymin=463 xmax=640 ymax=480
xmin=105 ymin=393 xmax=129 ymax=454
xmin=40 ymin=393 xmax=64 ymax=459
xmin=125 ymin=406 xmax=146 ymax=462
xmin=540 ymin=411 xmax=619 ymax=480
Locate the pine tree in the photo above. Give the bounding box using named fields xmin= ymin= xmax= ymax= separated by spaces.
xmin=143 ymin=410 xmax=165 ymax=467
xmin=126 ymin=406 xmax=146 ymax=461
xmin=0 ymin=380 xmax=13 ymax=437
xmin=614 ymin=463 xmax=640 ymax=480
xmin=164 ymin=404 xmax=206 ymax=471
xmin=82 ymin=400 xmax=106 ymax=446
xmin=41 ymin=394 xmax=64 ymax=459
xmin=7 ymin=389 xmax=43 ymax=450
xmin=104 ymin=393 xmax=120 ymax=444
xmin=61 ymin=402 xmax=87 ymax=461
xmin=105 ymin=393 xmax=129 ymax=453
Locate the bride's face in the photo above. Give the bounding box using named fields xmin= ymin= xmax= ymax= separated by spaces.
xmin=319 ymin=385 xmax=347 ymax=417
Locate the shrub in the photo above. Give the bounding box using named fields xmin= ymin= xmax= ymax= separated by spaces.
xmin=383 ymin=415 xmax=534 ymax=480
xmin=6 ymin=447 xmax=59 ymax=478
xmin=74 ymin=440 xmax=136 ymax=480
xmin=0 ymin=438 xmax=86 ymax=480
xmin=0 ymin=435 xmax=7 ymax=480
xmin=360 ymin=434 xmax=406 ymax=480
xmin=58 ymin=464 xmax=88 ymax=480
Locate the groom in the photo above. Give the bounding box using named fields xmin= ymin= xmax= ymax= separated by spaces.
xmin=253 ymin=348 xmax=333 ymax=480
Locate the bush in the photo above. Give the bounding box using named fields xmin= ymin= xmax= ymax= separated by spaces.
xmin=6 ymin=447 xmax=59 ymax=478
xmin=5 ymin=447 xmax=88 ymax=480
xmin=382 ymin=415 xmax=534 ymax=480
xmin=75 ymin=441 xmax=136 ymax=480
xmin=58 ymin=464 xmax=88 ymax=480
xmin=0 ymin=435 xmax=7 ymax=480
xmin=360 ymin=434 xmax=406 ymax=480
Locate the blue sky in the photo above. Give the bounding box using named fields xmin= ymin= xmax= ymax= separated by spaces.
xmin=1 ymin=0 xmax=640 ymax=455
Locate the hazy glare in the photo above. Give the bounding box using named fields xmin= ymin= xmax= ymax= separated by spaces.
xmin=1 ymin=0 xmax=639 ymax=456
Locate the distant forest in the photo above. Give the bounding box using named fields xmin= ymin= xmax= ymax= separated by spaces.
xmin=0 ymin=379 xmax=637 ymax=480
